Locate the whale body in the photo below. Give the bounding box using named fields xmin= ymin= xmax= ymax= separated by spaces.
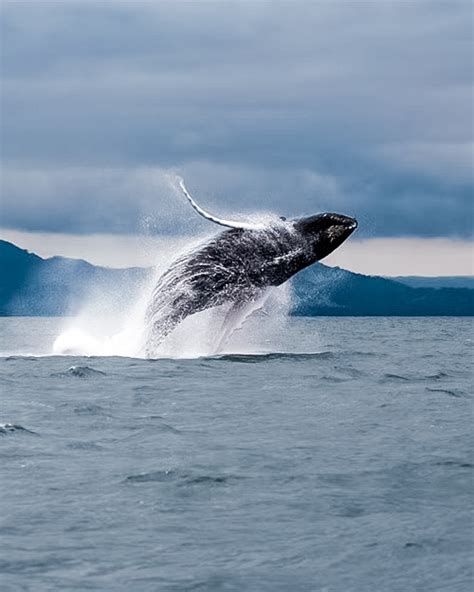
xmin=145 ymin=180 xmax=357 ymax=355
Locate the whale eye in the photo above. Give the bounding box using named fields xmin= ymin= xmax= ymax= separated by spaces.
xmin=279 ymin=216 xmax=287 ymax=221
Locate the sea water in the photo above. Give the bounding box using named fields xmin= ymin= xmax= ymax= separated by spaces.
xmin=0 ymin=316 xmax=472 ymax=591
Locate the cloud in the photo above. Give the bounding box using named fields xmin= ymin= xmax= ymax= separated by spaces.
xmin=1 ymin=1 xmax=472 ymax=238
xmin=2 ymin=161 xmax=472 ymax=238
xmin=374 ymin=142 xmax=474 ymax=185
xmin=0 ymin=163 xmax=342 ymax=234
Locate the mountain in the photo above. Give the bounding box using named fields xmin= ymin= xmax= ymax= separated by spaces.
xmin=1 ymin=240 xmax=473 ymax=316
xmin=391 ymin=276 xmax=474 ymax=289
xmin=293 ymin=265 xmax=473 ymax=316
xmin=0 ymin=240 xmax=148 ymax=316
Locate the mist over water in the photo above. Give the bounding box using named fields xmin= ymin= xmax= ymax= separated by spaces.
xmin=52 ymin=282 xmax=293 ymax=360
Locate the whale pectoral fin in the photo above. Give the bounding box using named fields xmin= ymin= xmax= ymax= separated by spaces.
xmin=214 ymin=291 xmax=271 ymax=354
xmin=176 ymin=177 xmax=265 ymax=231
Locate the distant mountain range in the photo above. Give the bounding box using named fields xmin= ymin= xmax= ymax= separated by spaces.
xmin=0 ymin=240 xmax=146 ymax=316
xmin=390 ymin=276 xmax=474 ymax=289
xmin=1 ymin=239 xmax=473 ymax=316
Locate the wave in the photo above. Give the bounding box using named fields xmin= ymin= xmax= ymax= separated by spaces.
xmin=382 ymin=371 xmax=452 ymax=383
xmin=50 ymin=365 xmax=107 ymax=378
xmin=209 ymin=351 xmax=334 ymax=363
xmin=0 ymin=349 xmax=334 ymax=364
xmin=0 ymin=423 xmax=36 ymax=436
xmin=425 ymin=387 xmax=463 ymax=398
xmin=125 ymin=468 xmax=242 ymax=486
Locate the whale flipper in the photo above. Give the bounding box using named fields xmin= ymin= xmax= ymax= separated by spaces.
xmin=214 ymin=290 xmax=272 ymax=353
xmin=177 ymin=177 xmax=266 ymax=231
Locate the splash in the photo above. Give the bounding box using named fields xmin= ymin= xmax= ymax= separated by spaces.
xmin=148 ymin=282 xmax=292 ymax=358
xmin=52 ymin=175 xmax=301 ymax=359
xmin=52 ymin=273 xmax=154 ymax=358
xmin=52 ymin=236 xmax=293 ymax=359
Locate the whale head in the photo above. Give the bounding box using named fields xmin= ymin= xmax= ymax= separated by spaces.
xmin=294 ymin=212 xmax=357 ymax=262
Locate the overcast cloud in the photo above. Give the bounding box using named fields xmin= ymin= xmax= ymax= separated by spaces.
xmin=1 ymin=1 xmax=472 ymax=238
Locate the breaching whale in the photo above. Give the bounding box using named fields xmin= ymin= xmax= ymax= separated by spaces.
xmin=145 ymin=178 xmax=357 ymax=355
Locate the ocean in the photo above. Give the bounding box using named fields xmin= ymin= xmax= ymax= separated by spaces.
xmin=0 ymin=316 xmax=472 ymax=591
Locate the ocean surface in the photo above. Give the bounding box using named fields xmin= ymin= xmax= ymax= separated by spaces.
xmin=0 ymin=316 xmax=472 ymax=591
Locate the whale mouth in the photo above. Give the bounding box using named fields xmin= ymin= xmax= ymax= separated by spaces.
xmin=295 ymin=212 xmax=357 ymax=235
xmin=345 ymin=217 xmax=358 ymax=231
xmin=328 ymin=214 xmax=358 ymax=237
xmin=328 ymin=214 xmax=357 ymax=231
xmin=328 ymin=215 xmax=357 ymax=242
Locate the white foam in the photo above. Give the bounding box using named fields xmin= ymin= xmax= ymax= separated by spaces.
xmin=51 ymin=232 xmax=293 ymax=359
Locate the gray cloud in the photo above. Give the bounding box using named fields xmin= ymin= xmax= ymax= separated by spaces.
xmin=1 ymin=1 xmax=472 ymax=238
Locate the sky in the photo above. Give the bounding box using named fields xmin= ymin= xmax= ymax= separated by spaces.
xmin=1 ymin=0 xmax=473 ymax=275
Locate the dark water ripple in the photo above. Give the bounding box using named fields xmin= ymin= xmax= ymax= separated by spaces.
xmin=426 ymin=387 xmax=464 ymax=398
xmin=383 ymin=372 xmax=412 ymax=381
xmin=212 ymin=351 xmax=335 ymax=363
xmin=73 ymin=404 xmax=110 ymax=416
xmin=126 ymin=469 xmax=241 ymax=486
xmin=0 ymin=423 xmax=37 ymax=436
xmin=51 ymin=365 xmax=107 ymax=378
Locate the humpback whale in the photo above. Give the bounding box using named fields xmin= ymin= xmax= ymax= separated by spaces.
xmin=145 ymin=179 xmax=357 ymax=355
